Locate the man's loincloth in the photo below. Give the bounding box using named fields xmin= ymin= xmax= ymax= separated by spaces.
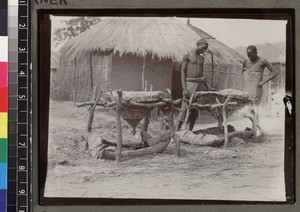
xmin=186 ymin=80 xmax=206 ymax=96
xmin=242 ymin=70 xmax=263 ymax=104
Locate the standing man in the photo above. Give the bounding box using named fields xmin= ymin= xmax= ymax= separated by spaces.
xmin=176 ymin=38 xmax=215 ymax=131
xmin=241 ymin=45 xmax=279 ymax=136
xmin=242 ymin=45 xmax=279 ymax=106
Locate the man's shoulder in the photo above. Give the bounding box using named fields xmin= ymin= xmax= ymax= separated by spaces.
xmin=259 ymin=57 xmax=269 ymax=63
xmin=183 ymin=52 xmax=191 ymax=60
xmin=244 ymin=58 xmax=250 ymax=64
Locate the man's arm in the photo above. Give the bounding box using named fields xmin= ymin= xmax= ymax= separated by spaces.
xmin=258 ymin=59 xmax=279 ymax=86
xmin=181 ymin=55 xmax=188 ymax=97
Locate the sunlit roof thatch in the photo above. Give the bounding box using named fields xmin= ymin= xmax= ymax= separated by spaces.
xmin=51 ymin=51 xmax=60 ymax=69
xmin=61 ymin=17 xmax=245 ymax=64
xmin=187 ymin=23 xmax=245 ymax=64
xmin=61 ymin=17 xmax=201 ymax=61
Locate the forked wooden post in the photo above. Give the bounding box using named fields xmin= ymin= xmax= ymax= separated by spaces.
xmin=143 ymin=111 xmax=150 ymax=132
xmin=91 ymin=86 xmax=97 ymax=101
xmin=87 ymin=91 xmax=102 ymax=132
xmin=116 ymin=90 xmax=123 ymax=162
xmin=183 ymin=92 xmax=194 ymax=130
xmin=73 ymin=57 xmax=77 ymax=105
xmin=167 ymin=90 xmax=179 ymax=156
xmin=222 ymin=97 xmax=231 ymax=148
xmin=215 ymin=98 xmax=223 ymax=130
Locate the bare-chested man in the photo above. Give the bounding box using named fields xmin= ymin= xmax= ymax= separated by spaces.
xmin=241 ymin=45 xmax=279 ymax=136
xmin=176 ymin=38 xmax=215 ymax=131
xmin=242 ymin=45 xmax=279 ymax=105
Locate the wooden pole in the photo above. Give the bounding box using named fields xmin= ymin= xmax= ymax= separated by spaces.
xmin=92 ymin=86 xmax=96 ymax=101
xmin=183 ymin=93 xmax=194 ymax=130
xmin=143 ymin=110 xmax=150 ymax=132
xmin=90 ymin=52 xmax=94 ymax=96
xmin=222 ymin=97 xmax=231 ymax=148
xmin=73 ymin=57 xmax=77 ymax=105
xmin=187 ymin=18 xmax=191 ymax=25
xmin=76 ymin=101 xmax=105 ymax=107
xmin=142 ymin=57 xmax=146 ymax=91
xmin=215 ymin=97 xmax=223 ymax=130
xmin=87 ymin=91 xmax=102 ymax=132
xmin=166 ymin=89 xmax=179 ymax=156
xmin=116 ymin=90 xmax=123 ymax=162
xmin=211 ymin=53 xmax=214 ymax=87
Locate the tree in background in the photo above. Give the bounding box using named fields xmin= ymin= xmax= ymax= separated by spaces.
xmin=53 ymin=17 xmax=101 ymax=47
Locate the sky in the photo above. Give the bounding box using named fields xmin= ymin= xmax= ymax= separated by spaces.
xmin=51 ymin=16 xmax=287 ymax=51
xmin=187 ymin=18 xmax=287 ymax=48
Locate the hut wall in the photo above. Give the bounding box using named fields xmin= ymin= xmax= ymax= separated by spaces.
xmin=50 ymin=58 xmax=77 ymax=101
xmin=144 ymin=56 xmax=173 ymax=91
xmin=51 ymin=52 xmax=112 ymax=102
xmin=111 ymin=54 xmax=143 ymax=91
xmin=74 ymin=53 xmax=94 ymax=102
xmin=203 ymin=62 xmax=243 ymax=90
xmin=271 ymin=64 xmax=285 ymax=91
xmin=110 ymin=54 xmax=172 ymax=92
xmin=91 ymin=53 xmax=112 ymax=95
xmin=259 ymin=65 xmax=285 ymax=116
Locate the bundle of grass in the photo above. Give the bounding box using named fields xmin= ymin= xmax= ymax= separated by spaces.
xmin=192 ymin=89 xmax=253 ymax=118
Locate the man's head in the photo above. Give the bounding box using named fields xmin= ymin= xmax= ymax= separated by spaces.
xmin=195 ymin=38 xmax=209 ymax=55
xmin=246 ymin=45 xmax=258 ymax=61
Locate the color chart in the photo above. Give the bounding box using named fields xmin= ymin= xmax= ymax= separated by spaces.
xmin=7 ymin=1 xmax=18 ymax=211
xmin=8 ymin=0 xmax=30 ymax=211
xmin=0 ymin=0 xmax=8 ymax=211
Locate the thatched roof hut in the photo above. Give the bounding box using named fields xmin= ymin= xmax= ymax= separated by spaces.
xmin=54 ymin=17 xmax=246 ymax=102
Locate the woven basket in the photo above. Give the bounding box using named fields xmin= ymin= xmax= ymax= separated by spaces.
xmin=121 ymin=107 xmax=148 ymax=134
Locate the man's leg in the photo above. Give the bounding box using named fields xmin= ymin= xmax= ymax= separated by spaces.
xmin=188 ymin=109 xmax=198 ymax=131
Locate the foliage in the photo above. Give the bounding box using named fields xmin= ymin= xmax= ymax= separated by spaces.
xmin=53 ymin=17 xmax=101 ymax=47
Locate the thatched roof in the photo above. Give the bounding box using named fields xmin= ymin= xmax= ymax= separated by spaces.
xmin=61 ymin=17 xmax=200 ymax=62
xmin=51 ymin=51 xmax=60 ymax=69
xmin=61 ymin=17 xmax=245 ymax=64
xmin=187 ymin=23 xmax=245 ymax=64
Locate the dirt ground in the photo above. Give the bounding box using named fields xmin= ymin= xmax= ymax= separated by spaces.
xmin=44 ymin=100 xmax=286 ymax=201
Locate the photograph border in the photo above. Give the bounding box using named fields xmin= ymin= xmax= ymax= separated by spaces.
xmin=31 ymin=0 xmax=298 ymax=211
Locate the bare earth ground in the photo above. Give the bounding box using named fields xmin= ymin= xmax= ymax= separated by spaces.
xmin=44 ymin=100 xmax=286 ymax=201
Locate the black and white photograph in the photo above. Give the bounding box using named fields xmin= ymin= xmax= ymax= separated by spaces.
xmin=44 ymin=15 xmax=288 ymax=201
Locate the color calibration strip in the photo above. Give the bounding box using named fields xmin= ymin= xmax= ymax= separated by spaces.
xmin=0 ymin=1 xmax=8 ymax=212
xmin=7 ymin=0 xmax=30 ymax=211
xmin=7 ymin=0 xmax=18 ymax=212
xmin=16 ymin=0 xmax=30 ymax=210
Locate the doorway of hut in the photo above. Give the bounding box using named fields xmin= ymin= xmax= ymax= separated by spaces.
xmin=171 ymin=65 xmax=183 ymax=121
xmin=171 ymin=65 xmax=182 ymax=101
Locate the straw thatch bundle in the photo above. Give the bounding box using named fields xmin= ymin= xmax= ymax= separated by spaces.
xmin=105 ymin=91 xmax=164 ymax=103
xmin=193 ymin=89 xmax=252 ymax=118
xmin=61 ymin=17 xmax=201 ymax=62
xmin=51 ymin=51 xmax=60 ymax=70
